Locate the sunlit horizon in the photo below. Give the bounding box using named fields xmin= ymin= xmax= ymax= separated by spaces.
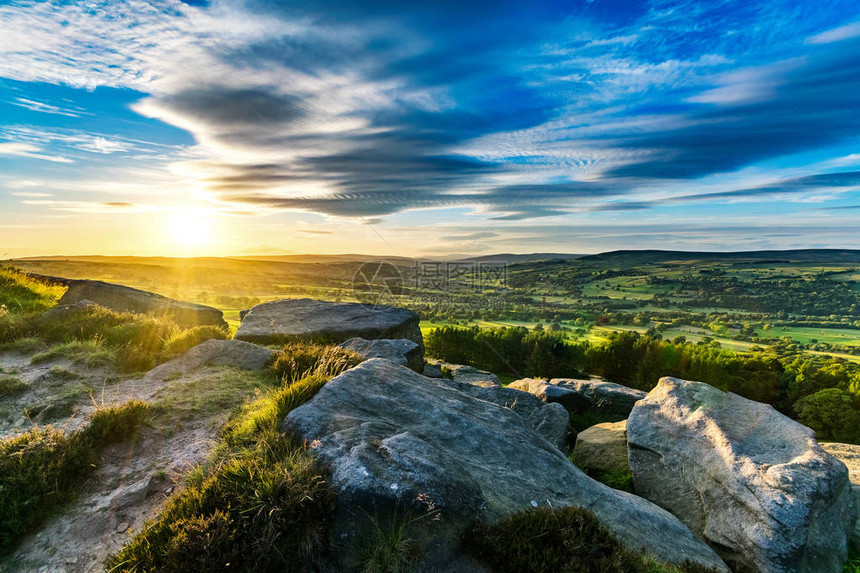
xmin=2 ymin=1 xmax=859 ymax=257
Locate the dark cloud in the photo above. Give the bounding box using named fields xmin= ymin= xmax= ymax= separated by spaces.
xmin=605 ymin=41 xmax=860 ymax=180
xmin=152 ymin=88 xmax=303 ymax=129
xmin=136 ymin=3 xmax=860 ymax=221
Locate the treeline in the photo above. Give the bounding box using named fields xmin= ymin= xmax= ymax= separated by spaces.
xmin=426 ymin=326 xmax=860 ymax=444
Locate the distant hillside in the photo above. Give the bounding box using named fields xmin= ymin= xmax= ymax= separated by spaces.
xmin=577 ymin=249 xmax=860 ymax=266
xmin=450 ymin=253 xmax=585 ymax=264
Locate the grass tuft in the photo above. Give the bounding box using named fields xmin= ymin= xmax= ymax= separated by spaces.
xmin=0 ymin=266 xmax=64 ymax=315
xmin=465 ymin=506 xmax=721 ymax=573
xmin=0 ymin=401 xmax=149 ymax=558
xmin=355 ymin=507 xmax=430 ymax=573
xmin=0 ymin=374 xmax=27 ymax=396
xmin=163 ymin=325 xmax=230 ymax=356
xmin=271 ymin=342 xmax=362 ymax=383
xmin=31 ymin=338 xmax=116 ymax=368
xmin=0 ymin=297 xmax=227 ymax=372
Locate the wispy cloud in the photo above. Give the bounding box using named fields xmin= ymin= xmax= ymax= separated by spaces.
xmin=0 ymin=142 xmax=73 ymax=163
xmin=806 ymin=21 xmax=860 ymax=44
xmin=0 ymin=0 xmax=859 ymax=243
xmin=10 ymin=97 xmax=84 ymax=117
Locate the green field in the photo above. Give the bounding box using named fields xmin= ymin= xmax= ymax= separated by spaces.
xmin=8 ymin=250 xmax=860 ymax=362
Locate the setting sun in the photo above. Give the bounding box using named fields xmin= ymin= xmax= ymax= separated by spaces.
xmin=168 ymin=210 xmax=215 ymax=249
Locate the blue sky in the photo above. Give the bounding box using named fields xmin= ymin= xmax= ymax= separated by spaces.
xmin=0 ymin=0 xmax=859 ymax=257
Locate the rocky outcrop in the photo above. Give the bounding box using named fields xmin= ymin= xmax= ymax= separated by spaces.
xmin=284 ymin=359 xmax=728 ymax=572
xmin=509 ymin=377 xmax=646 ymax=419
xmin=146 ymin=339 xmax=275 ymax=381
xmin=58 ymin=279 xmax=226 ymax=327
xmin=338 ymin=337 xmax=424 ymax=372
xmin=234 ymin=299 xmax=423 ymax=348
xmin=571 ymin=421 xmax=629 ymax=476
xmin=507 ymin=378 xmax=594 ymax=413
xmin=439 ymin=377 xmax=569 ymax=449
xmin=821 ymin=442 xmax=860 ymax=552
xmin=627 ymin=377 xmax=856 ymax=573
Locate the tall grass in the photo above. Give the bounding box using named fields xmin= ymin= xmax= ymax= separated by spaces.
xmin=464 ymin=506 xmax=721 ymax=573
xmin=1 ymin=304 xmax=228 ymax=371
xmin=0 ymin=401 xmax=150 ymax=557
xmin=0 ymin=266 xmax=64 ymax=315
xmin=270 ymin=342 xmax=362 ymax=383
xmin=107 ymin=343 xmax=356 ymax=572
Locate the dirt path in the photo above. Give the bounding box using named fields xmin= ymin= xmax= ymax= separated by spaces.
xmin=0 ymin=349 xmax=267 ymax=572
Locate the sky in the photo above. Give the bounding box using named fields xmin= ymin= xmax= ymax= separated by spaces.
xmin=1 ymin=0 xmax=859 ymax=258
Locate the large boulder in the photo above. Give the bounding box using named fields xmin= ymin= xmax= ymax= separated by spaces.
xmin=507 ymin=378 xmax=594 ymax=413
xmin=821 ymin=442 xmax=860 ymax=553
xmin=284 ymin=359 xmax=728 ymax=572
xmin=146 ymin=339 xmax=276 ymax=381
xmin=627 ymin=377 xmax=856 ymax=573
xmin=572 ymin=421 xmax=629 ymax=476
xmin=234 ymin=298 xmax=423 ymax=348
xmin=339 ymin=337 xmax=424 ymax=373
xmin=58 ymin=279 xmax=226 ymax=328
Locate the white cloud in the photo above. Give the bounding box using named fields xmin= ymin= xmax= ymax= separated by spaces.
xmin=10 ymin=97 xmax=84 ymax=117
xmin=806 ymin=21 xmax=860 ymax=45
xmin=0 ymin=142 xmax=73 ymax=163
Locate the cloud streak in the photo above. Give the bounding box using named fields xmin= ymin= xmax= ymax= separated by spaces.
xmin=0 ymin=0 xmax=859 ymax=232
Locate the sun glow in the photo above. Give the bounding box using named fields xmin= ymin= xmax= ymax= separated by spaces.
xmin=168 ymin=210 xmax=215 ymax=249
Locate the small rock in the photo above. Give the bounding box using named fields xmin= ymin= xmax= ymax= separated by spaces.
xmin=572 ymin=421 xmax=629 ymax=475
xmin=339 ymin=337 xmax=424 ymax=372
xmin=116 ymin=522 xmax=129 ymax=533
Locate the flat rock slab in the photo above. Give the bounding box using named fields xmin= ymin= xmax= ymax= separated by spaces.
xmin=58 ymin=279 xmax=226 ymax=327
xmin=284 ymin=359 xmax=728 ymax=572
xmin=628 ymin=377 xmax=855 ymax=573
xmin=821 ymin=442 xmax=860 ymax=552
xmin=551 ymin=377 xmax=646 ymax=419
xmin=146 ymin=339 xmax=275 ymax=381
xmin=234 ymin=298 xmax=423 ymax=347
xmin=508 ymin=378 xmax=594 ymax=413
xmin=572 ymin=421 xmax=629 ymax=475
xmin=339 ymin=337 xmax=424 ymax=372
xmin=430 ymin=361 xmax=500 ymax=387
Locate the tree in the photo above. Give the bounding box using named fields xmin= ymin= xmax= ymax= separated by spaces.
xmin=795 ymin=388 xmax=860 ymax=443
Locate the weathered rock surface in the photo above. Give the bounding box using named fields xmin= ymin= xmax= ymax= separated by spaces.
xmin=57 ymin=279 xmax=226 ymax=327
xmin=235 ymin=298 xmax=423 ymax=348
xmin=507 ymin=378 xmax=594 ymax=413
xmin=439 ymin=377 xmax=570 ymax=449
xmin=431 ymin=361 xmax=500 ymax=387
xmin=821 ymin=442 xmax=860 ymax=552
xmin=339 ymin=337 xmax=424 ymax=372
xmin=146 ymin=339 xmax=275 ymax=381
xmin=284 ymin=359 xmax=728 ymax=572
xmin=547 ymin=377 xmax=646 ymax=418
xmin=422 ymin=362 xmax=444 ymax=378
xmin=572 ymin=421 xmax=630 ymax=475
xmin=628 ymin=377 xmax=856 ymax=573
